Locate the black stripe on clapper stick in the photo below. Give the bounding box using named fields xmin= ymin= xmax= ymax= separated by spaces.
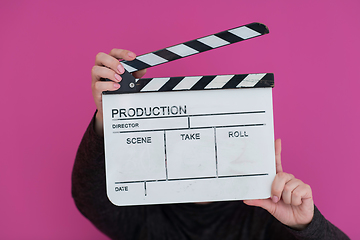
xmin=254 ymin=73 xmax=274 ymax=88
xmin=154 ymin=49 xmax=182 ymax=61
xmin=159 ymin=77 xmax=184 ymax=91
xmin=246 ymin=22 xmax=269 ymax=35
xmin=136 ymin=78 xmax=153 ymax=91
xmin=123 ymin=58 xmax=151 ymax=70
xmin=214 ymin=31 xmax=244 ymax=44
xmin=190 ymin=76 xmax=216 ymax=90
xmin=184 ymin=40 xmax=213 ymax=52
xmin=222 ymin=74 xmax=247 ymax=89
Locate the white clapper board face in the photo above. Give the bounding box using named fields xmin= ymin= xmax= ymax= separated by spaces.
xmin=102 ymin=23 xmax=276 ymax=206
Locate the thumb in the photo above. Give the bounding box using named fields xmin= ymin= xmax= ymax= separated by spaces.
xmin=243 ymin=199 xmax=276 ymax=215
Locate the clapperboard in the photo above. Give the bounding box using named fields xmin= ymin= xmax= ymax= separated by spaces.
xmin=102 ymin=22 xmax=276 ymax=206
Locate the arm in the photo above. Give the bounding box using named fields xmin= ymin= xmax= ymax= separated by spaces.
xmin=72 ymin=113 xmax=120 ymax=236
xmin=72 ymin=114 xmax=150 ymax=239
xmin=244 ymin=139 xmax=350 ymax=239
xmin=72 ymin=49 xmax=148 ymax=239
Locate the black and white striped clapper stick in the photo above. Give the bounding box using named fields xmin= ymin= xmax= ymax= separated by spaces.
xmin=104 ymin=22 xmax=273 ymax=94
xmin=120 ymin=22 xmax=269 ymax=73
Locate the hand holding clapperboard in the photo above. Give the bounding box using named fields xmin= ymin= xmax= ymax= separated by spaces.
xmin=95 ymin=22 xmax=314 ymax=230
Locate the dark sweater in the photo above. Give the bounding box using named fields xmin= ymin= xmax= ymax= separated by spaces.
xmin=72 ymin=115 xmax=349 ymax=240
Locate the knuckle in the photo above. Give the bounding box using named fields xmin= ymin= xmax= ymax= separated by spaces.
xmin=91 ymin=65 xmax=98 ymax=74
xmin=277 ymin=172 xmax=288 ymax=179
xmin=292 ymin=192 xmax=302 ymax=204
xmin=305 ymin=184 xmax=312 ymax=193
xmin=110 ymin=48 xmax=121 ymax=55
xmin=93 ymin=81 xmax=100 ymax=90
xmin=283 ymin=185 xmax=292 ymax=193
xmin=295 ymin=178 xmax=303 ymax=184
xmin=110 ymin=48 xmax=126 ymax=58
xmin=95 ymin=52 xmax=104 ymax=60
xmin=292 ymin=189 xmax=301 ymax=198
xmin=111 ymin=57 xmax=120 ymax=67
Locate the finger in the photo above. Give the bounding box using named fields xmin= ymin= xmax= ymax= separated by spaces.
xmin=92 ymin=81 xmax=120 ymax=113
xmin=275 ymin=139 xmax=283 ymax=173
xmin=281 ymin=178 xmax=303 ymax=205
xmin=109 ymin=48 xmax=137 ymax=61
xmin=93 ymin=81 xmax=121 ymax=99
xmin=95 ymin=52 xmax=125 ymax=75
xmin=91 ymin=65 xmax=122 ymax=83
xmin=271 ymin=172 xmax=294 ymax=203
xmin=109 ymin=49 xmax=137 ymax=75
xmin=244 ymin=199 xmax=276 ymax=216
xmin=132 ymin=68 xmax=147 ymax=79
xmin=291 ymin=183 xmax=312 ymax=206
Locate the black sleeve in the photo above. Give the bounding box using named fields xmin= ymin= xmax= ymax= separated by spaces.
xmin=71 ymin=114 xmax=350 ymax=240
xmin=285 ymin=206 xmax=350 ymax=240
xmin=71 ymin=113 xmax=147 ymax=240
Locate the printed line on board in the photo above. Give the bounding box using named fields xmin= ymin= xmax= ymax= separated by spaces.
xmin=115 ymin=173 xmax=269 ymax=184
xmin=113 ymin=123 xmax=265 ymax=134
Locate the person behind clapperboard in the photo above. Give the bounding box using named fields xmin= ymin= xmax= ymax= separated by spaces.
xmin=71 ymin=49 xmax=350 ymax=240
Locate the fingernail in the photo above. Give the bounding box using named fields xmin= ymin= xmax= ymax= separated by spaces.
xmin=114 ymin=83 xmax=120 ymax=89
xmin=128 ymin=51 xmax=135 ymax=58
xmin=117 ymin=64 xmax=125 ymax=74
xmin=272 ymin=196 xmax=279 ymax=203
xmin=115 ymin=74 xmax=122 ymax=82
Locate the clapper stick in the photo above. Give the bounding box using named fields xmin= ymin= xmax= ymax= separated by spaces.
xmin=120 ymin=22 xmax=269 ymax=73
xmin=104 ymin=73 xmax=274 ymax=95
xmin=104 ymin=22 xmax=272 ymax=95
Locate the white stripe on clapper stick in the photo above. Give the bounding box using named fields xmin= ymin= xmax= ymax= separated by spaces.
xmin=205 ymin=75 xmax=235 ymax=89
xmin=237 ymin=73 xmax=266 ymax=87
xmin=229 ymin=26 xmax=261 ymax=39
xmin=121 ymin=62 xmax=138 ymax=72
xmin=173 ymin=76 xmax=202 ymax=90
xmin=166 ymin=44 xmax=199 ymax=57
xmin=137 ymin=53 xmax=168 ymax=66
xmin=197 ymin=35 xmax=230 ymax=48
xmin=141 ymin=78 xmax=170 ymax=92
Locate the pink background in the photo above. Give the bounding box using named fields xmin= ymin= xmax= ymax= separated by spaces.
xmin=1 ymin=0 xmax=359 ymax=239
